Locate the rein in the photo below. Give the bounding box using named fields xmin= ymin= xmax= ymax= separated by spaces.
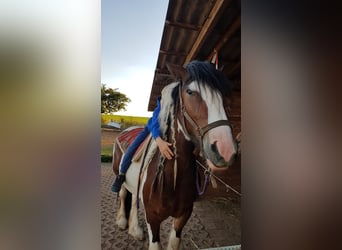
xmin=196 ymin=159 xmax=242 ymax=197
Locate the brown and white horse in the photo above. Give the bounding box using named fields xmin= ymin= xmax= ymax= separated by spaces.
xmin=112 ymin=61 xmax=237 ymax=249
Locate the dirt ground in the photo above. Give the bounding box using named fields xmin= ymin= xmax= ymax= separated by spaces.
xmin=101 ymin=128 xmax=241 ymax=249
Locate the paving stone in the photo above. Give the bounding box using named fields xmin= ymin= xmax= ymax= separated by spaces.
xmin=101 ymin=163 xmax=240 ymax=249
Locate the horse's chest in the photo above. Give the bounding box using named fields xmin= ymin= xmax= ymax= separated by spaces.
xmin=143 ymin=182 xmax=196 ymax=217
xmin=142 ymin=158 xmax=196 ymax=217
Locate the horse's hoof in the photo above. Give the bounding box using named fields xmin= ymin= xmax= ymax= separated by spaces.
xmin=117 ymin=217 xmax=128 ymax=230
xmin=129 ymin=226 xmax=144 ymax=240
xmin=149 ymin=242 xmax=162 ymax=250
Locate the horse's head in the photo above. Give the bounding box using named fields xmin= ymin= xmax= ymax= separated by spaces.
xmin=166 ymin=61 xmax=237 ymax=168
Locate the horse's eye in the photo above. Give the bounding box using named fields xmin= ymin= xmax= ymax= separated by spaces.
xmin=186 ymin=89 xmax=193 ymax=95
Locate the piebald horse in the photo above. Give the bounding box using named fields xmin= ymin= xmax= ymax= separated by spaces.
xmin=112 ymin=61 xmax=237 ymax=249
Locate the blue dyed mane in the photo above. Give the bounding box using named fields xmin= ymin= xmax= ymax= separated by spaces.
xmin=159 ymin=60 xmax=231 ymax=140
xmin=185 ymin=60 xmax=231 ymax=96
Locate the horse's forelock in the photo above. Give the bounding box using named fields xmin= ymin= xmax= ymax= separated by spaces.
xmin=185 ymin=60 xmax=231 ymax=97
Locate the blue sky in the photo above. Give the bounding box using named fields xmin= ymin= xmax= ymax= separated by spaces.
xmin=101 ymin=1 xmax=169 ymax=117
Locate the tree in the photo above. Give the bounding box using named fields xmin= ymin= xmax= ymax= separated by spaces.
xmin=101 ymin=84 xmax=130 ymax=113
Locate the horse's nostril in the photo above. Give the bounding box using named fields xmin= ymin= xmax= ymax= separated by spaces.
xmin=234 ymin=152 xmax=238 ymax=160
xmin=210 ymin=142 xmax=218 ymax=153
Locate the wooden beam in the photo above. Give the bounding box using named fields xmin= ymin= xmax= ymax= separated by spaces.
xmin=159 ymin=50 xmax=187 ymax=57
xmin=225 ymin=61 xmax=240 ymax=75
xmin=184 ymin=0 xmax=225 ymax=64
xmin=155 ymin=68 xmax=171 ymax=75
xmin=165 ymin=20 xmax=200 ymax=31
xmin=207 ymin=15 xmax=240 ymax=61
xmin=155 ymin=73 xmax=172 ymax=77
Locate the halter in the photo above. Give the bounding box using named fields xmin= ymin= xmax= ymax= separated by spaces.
xmin=178 ymin=83 xmax=232 ymax=157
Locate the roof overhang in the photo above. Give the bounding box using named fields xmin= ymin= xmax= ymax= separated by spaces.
xmin=148 ymin=0 xmax=241 ymax=111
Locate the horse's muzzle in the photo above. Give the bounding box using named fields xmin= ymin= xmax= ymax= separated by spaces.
xmin=205 ymin=141 xmax=236 ymax=168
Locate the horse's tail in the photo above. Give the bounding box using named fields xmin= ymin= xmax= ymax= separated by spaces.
xmin=124 ymin=190 xmax=132 ymax=220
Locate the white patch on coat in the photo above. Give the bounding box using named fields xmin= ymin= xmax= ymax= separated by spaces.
xmin=167 ymin=226 xmax=181 ymax=250
xmin=124 ymin=139 xmax=157 ymax=195
xmin=128 ymin=194 xmax=143 ymax=240
xmin=146 ymin=223 xmax=162 ymax=250
xmin=177 ymin=119 xmax=191 ymax=141
xmin=116 ymin=187 xmax=128 ymax=229
xmin=187 ymin=81 xmax=228 ymax=123
xmin=187 ymin=81 xmax=236 ymax=162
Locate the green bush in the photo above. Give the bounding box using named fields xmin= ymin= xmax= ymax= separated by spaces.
xmin=101 ymin=154 xmax=113 ymax=163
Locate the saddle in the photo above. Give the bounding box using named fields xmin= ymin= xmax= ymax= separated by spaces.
xmin=116 ymin=126 xmax=152 ymax=162
xmin=116 ymin=127 xmax=157 ymax=208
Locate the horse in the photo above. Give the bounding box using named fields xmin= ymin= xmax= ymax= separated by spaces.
xmin=112 ymin=60 xmax=237 ymax=250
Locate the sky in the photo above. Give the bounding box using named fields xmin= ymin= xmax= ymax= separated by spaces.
xmin=101 ymin=1 xmax=169 ymax=117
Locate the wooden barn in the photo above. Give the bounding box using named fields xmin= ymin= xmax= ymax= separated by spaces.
xmin=148 ymin=0 xmax=241 ymax=197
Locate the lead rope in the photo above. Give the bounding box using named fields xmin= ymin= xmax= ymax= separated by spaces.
xmin=196 ymin=160 xmax=242 ymax=197
xmin=196 ymin=167 xmax=210 ymax=195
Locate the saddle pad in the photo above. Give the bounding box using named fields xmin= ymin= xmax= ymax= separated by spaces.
xmin=117 ymin=127 xmax=144 ymax=147
xmin=116 ymin=126 xmax=152 ymax=160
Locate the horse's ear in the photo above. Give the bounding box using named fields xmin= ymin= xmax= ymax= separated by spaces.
xmin=166 ymin=62 xmax=187 ymax=82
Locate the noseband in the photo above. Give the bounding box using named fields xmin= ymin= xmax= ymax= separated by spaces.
xmin=178 ymin=84 xmax=232 ymax=155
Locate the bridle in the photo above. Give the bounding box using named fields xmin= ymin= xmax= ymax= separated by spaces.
xmin=177 ymin=82 xmax=240 ymax=197
xmin=178 ymin=83 xmax=233 ymax=156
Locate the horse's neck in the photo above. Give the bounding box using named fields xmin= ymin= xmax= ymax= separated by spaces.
xmin=147 ymin=115 xmax=196 ymax=201
xmin=155 ymin=104 xmax=196 ymax=184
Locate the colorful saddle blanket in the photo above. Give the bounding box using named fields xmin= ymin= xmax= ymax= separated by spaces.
xmin=116 ymin=126 xmax=152 ymax=161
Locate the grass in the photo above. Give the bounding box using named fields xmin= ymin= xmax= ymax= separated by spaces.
xmin=101 ymin=114 xmax=149 ymax=162
xmin=101 ymin=144 xmax=113 ymax=155
xmin=101 ymin=135 xmax=114 ymax=163
xmin=101 ymin=114 xmax=149 ymax=129
xmin=101 ymin=145 xmax=113 ymax=163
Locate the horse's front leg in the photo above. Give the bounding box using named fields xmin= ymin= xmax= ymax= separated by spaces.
xmin=116 ymin=187 xmax=128 ymax=229
xmin=146 ymin=216 xmax=162 ymax=250
xmin=167 ymin=209 xmax=193 ymax=250
xmin=128 ymin=194 xmax=144 ymax=240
